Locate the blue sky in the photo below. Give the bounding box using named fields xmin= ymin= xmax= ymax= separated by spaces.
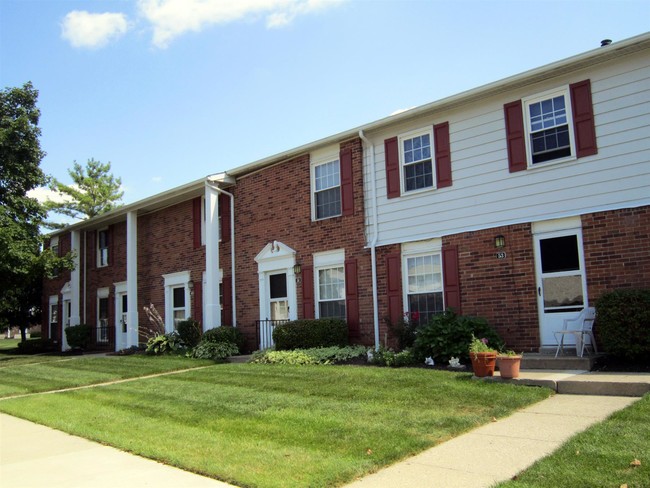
xmin=1 ymin=0 xmax=648 ymax=206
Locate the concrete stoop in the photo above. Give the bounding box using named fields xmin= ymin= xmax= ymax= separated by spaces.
xmin=484 ymin=371 xmax=650 ymax=397
xmin=520 ymin=353 xmax=599 ymax=371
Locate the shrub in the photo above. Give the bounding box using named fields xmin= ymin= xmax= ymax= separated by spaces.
xmin=65 ymin=324 xmax=92 ymax=350
xmin=202 ymin=326 xmax=245 ymax=353
xmin=413 ymin=310 xmax=503 ymax=364
xmin=250 ymin=345 xmax=367 ymax=365
xmin=595 ymin=288 xmax=650 ymax=361
xmin=16 ymin=338 xmax=58 ymax=354
xmin=29 ymin=331 xmax=42 ymax=338
xmin=386 ymin=312 xmax=420 ymax=349
xmin=273 ymin=319 xmax=348 ymax=351
xmin=176 ymin=319 xmax=202 ymax=348
xmin=369 ymin=347 xmax=417 ymax=368
xmin=190 ymin=341 xmax=239 ymax=361
xmin=146 ymin=332 xmax=184 ymax=355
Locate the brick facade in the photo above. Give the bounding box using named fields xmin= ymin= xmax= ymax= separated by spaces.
xmin=230 ymin=137 xmax=373 ymax=350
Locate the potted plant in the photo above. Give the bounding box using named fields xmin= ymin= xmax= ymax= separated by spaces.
xmin=469 ymin=335 xmax=498 ymax=377
xmin=497 ymin=350 xmax=523 ymax=379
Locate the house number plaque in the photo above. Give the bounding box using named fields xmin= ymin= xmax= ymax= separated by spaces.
xmin=496 ymin=251 xmax=507 ymax=259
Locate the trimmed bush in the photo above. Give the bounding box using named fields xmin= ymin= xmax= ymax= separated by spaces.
xmin=176 ymin=319 xmax=202 ymax=348
xmin=250 ymin=345 xmax=367 ymax=365
xmin=413 ymin=310 xmax=503 ymax=363
xmin=273 ymin=319 xmax=348 ymax=351
xmin=190 ymin=341 xmax=239 ymax=361
xmin=202 ymin=326 xmax=245 ymax=353
xmin=596 ymin=288 xmax=650 ymax=361
xmin=65 ymin=324 xmax=92 ymax=350
xmin=16 ymin=338 xmax=58 ymax=354
xmin=369 ymin=347 xmax=417 ymax=368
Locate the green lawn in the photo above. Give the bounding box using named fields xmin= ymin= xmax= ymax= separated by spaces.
xmin=0 ymin=361 xmax=551 ymax=488
xmin=496 ymin=393 xmax=650 ymax=488
xmin=0 ymin=353 xmax=213 ymax=397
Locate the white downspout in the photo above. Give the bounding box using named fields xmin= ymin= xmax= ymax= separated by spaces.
xmin=359 ymin=130 xmax=380 ymax=350
xmin=206 ymin=182 xmax=237 ymax=328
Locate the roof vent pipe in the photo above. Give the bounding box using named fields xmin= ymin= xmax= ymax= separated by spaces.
xmin=601 ymin=39 xmax=612 ymax=47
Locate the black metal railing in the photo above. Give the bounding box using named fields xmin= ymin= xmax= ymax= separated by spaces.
xmin=90 ymin=325 xmax=115 ymax=350
xmin=256 ymin=319 xmax=290 ymax=350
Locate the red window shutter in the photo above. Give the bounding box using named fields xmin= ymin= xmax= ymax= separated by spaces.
xmin=504 ymin=100 xmax=527 ymax=173
xmin=193 ymin=280 xmax=203 ymax=326
xmin=302 ymin=266 xmax=314 ymax=319
xmin=221 ymin=278 xmax=232 ymax=326
xmin=345 ymin=259 xmax=360 ymax=337
xmin=442 ymin=245 xmax=461 ymax=314
xmin=219 ymin=193 xmax=231 ymax=243
xmin=570 ymin=79 xmax=597 ymax=158
xmin=386 ymin=253 xmax=402 ymax=325
xmin=434 ymin=122 xmax=452 ymax=188
xmin=384 ymin=136 xmax=401 ymax=199
xmin=192 ymin=197 xmax=202 ymax=249
xmin=340 ymin=147 xmax=354 ymax=216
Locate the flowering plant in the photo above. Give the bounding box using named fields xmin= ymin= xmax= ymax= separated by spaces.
xmin=468 ymin=335 xmax=497 ymax=354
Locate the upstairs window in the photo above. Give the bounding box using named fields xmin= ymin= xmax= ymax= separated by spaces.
xmin=313 ymin=159 xmax=341 ymax=220
xmin=401 ymin=131 xmax=433 ymax=192
xmin=526 ymin=91 xmax=573 ymax=164
xmin=97 ymin=229 xmax=109 ymax=267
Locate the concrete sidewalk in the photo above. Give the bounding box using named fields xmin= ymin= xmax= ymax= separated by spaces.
xmin=344 ymin=394 xmax=639 ymax=488
xmin=0 ymin=414 xmax=236 ymax=488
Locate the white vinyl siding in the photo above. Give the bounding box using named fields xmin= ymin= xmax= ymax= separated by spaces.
xmin=365 ymin=53 xmax=650 ymax=247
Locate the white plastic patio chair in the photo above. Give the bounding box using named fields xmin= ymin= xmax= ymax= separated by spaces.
xmin=554 ymin=307 xmax=597 ymax=358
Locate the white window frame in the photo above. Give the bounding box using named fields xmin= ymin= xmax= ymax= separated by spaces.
xmin=97 ymin=287 xmax=110 ymax=343
xmin=48 ymin=295 xmax=58 ymax=340
xmin=313 ymin=250 xmax=346 ymax=320
xmin=163 ymin=271 xmax=191 ymax=333
xmin=311 ymin=147 xmax=342 ymax=221
xmin=399 ymin=127 xmax=435 ymax=195
xmin=523 ymin=86 xmax=576 ymax=168
xmin=402 ymin=240 xmax=444 ymax=325
xmin=97 ymin=228 xmax=109 ymax=267
xmin=50 ymin=236 xmax=59 ymax=255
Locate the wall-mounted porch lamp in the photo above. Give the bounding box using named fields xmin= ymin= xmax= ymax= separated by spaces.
xmin=293 ymin=263 xmax=302 ymax=275
xmin=494 ymin=235 xmax=506 ymax=249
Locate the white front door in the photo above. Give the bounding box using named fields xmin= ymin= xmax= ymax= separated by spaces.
xmin=116 ymin=292 xmax=128 ymax=351
xmin=268 ymin=272 xmax=289 ymax=320
xmin=534 ymin=230 xmax=588 ymax=348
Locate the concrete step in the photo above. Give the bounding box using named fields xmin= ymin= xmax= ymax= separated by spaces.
xmin=521 ymin=353 xmax=599 ymax=370
xmin=485 ymin=371 xmax=650 ymax=397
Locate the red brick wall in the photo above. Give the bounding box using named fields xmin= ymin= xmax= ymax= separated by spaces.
xmin=231 ymin=137 xmax=372 ymax=350
xmin=582 ymin=206 xmax=650 ymax=302
xmin=443 ymin=224 xmax=539 ymax=351
xmin=42 ymin=233 xmax=72 ymax=342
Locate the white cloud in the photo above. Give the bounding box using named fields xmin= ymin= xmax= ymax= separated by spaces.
xmin=28 ymin=187 xmax=73 ymax=204
xmin=138 ymin=0 xmax=346 ymax=48
xmin=61 ymin=11 xmax=129 ymax=49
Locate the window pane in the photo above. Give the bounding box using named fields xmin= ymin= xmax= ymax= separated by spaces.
xmin=173 ymin=287 xmax=185 ymax=308
xmin=314 ymin=160 xmax=340 ymax=191
xmin=270 ymin=274 xmax=287 ymax=299
xmin=408 ymin=292 xmax=444 ymax=325
xmin=319 ymin=300 xmax=346 ymax=319
xmin=99 ymin=298 xmax=109 ymax=319
xmin=540 ymin=235 xmax=580 ymax=273
xmin=319 ymin=267 xmax=345 ymax=300
xmin=404 ymin=160 xmax=433 ymax=191
xmin=407 ymin=255 xmax=442 ymax=294
xmin=316 ymin=186 xmax=341 ymax=219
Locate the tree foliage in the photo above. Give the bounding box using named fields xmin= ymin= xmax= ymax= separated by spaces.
xmin=46 ymin=158 xmax=123 ymax=227
xmin=0 ymin=82 xmax=73 ymax=340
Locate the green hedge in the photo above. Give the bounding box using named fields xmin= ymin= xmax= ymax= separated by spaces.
xmin=65 ymin=324 xmax=92 ymax=350
xmin=176 ymin=319 xmax=202 ymax=348
xmin=595 ymin=288 xmax=650 ymax=361
xmin=202 ymin=326 xmax=245 ymax=353
xmin=413 ymin=310 xmax=504 ymax=363
xmin=273 ymin=319 xmax=348 ymax=351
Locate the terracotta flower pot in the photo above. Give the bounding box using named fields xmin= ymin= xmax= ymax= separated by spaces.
xmin=470 ymin=352 xmax=497 ymax=377
xmin=497 ymin=355 xmax=522 ymax=379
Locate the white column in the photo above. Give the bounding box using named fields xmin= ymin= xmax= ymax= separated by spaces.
xmin=204 ymin=184 xmax=221 ymax=331
xmin=70 ymin=230 xmax=81 ymax=327
xmin=126 ymin=211 xmax=139 ymax=348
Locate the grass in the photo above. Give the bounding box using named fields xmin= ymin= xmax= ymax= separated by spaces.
xmin=0 ymin=362 xmax=551 ymax=488
xmin=496 ymin=393 xmax=650 ymax=488
xmin=0 ymin=353 xmax=213 ymax=397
